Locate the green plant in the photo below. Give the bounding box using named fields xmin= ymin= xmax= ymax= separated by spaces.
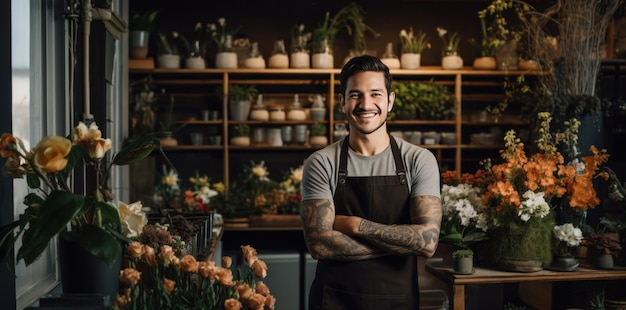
xmin=0 ymin=123 xmax=167 ymax=271
xmin=231 ymin=124 xmax=250 ymax=137
xmin=158 ymin=95 xmax=186 ymax=134
xmin=129 ymin=9 xmax=160 ymax=31
xmin=155 ymin=31 xmax=185 ymax=55
xmin=313 ymin=2 xmax=379 ymax=53
xmin=220 ymin=85 xmax=258 ymax=103
xmin=310 ymin=123 xmax=327 ymax=136
xmin=390 ymin=82 xmax=421 ymax=119
xmin=209 ymin=17 xmax=241 ymax=52
xmin=452 ymin=248 xmax=474 ymax=259
xmin=399 ymin=27 xmax=430 ymax=54
xmin=436 ymin=27 xmax=461 ymax=53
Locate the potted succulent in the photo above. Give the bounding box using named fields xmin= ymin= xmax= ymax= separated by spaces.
xmin=230 ymin=124 xmax=250 ymax=146
xmin=309 ymin=123 xmax=328 ymax=147
xmin=222 ymin=84 xmax=258 ymax=121
xmin=154 ymin=31 xmax=184 ymax=69
xmin=157 ymin=96 xmax=186 ymax=147
xmin=129 ymin=9 xmax=159 ymax=59
xmin=452 ymin=248 xmax=474 ymax=274
xmin=399 ymin=27 xmax=430 ymax=69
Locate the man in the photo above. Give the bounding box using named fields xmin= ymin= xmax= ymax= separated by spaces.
xmin=300 ymin=55 xmax=443 ymax=310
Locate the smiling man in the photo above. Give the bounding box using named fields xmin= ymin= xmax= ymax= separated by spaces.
xmin=300 ymin=55 xmax=443 ymax=310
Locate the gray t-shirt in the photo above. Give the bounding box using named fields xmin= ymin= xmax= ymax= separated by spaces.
xmin=301 ymin=136 xmax=441 ymax=201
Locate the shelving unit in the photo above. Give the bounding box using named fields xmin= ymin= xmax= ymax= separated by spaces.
xmin=129 ymin=66 xmax=535 ymax=187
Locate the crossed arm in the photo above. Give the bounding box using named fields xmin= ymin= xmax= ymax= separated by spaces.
xmin=300 ymin=195 xmax=442 ymax=261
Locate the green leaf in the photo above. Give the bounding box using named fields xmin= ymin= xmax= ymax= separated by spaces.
xmin=60 ymin=226 xmax=121 ymax=266
xmin=26 ymin=172 xmax=40 ymax=189
xmin=17 ymin=191 xmax=88 ymax=265
xmin=440 ymin=233 xmax=462 ymax=245
xmin=0 ymin=221 xmax=23 ymax=273
xmin=112 ymin=133 xmax=159 ymax=165
xmin=60 ymin=145 xmax=84 ymax=181
xmin=98 ymin=201 xmax=121 ymax=233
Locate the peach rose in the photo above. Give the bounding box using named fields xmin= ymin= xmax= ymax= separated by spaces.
xmin=159 ymin=245 xmax=175 ymax=263
xmin=255 ymin=281 xmax=270 ymax=296
xmin=265 ymin=294 xmax=276 ymax=309
xmin=179 ymin=255 xmax=199 ymax=273
xmin=32 ymin=136 xmax=72 ymax=173
xmin=72 ymin=121 xmax=102 ymax=144
xmin=241 ymin=245 xmax=258 ymax=266
xmin=143 ymin=245 xmax=157 ymax=267
xmin=198 ymin=261 xmax=217 ymax=279
xmin=119 ymin=268 xmax=141 ymax=286
xmin=163 ymin=278 xmax=176 ymax=294
xmin=86 ymin=138 xmax=112 ymax=160
xmin=221 ymin=256 xmax=232 ymax=268
xmin=215 ymin=267 xmax=235 ymax=286
xmin=224 ymin=298 xmax=243 ymax=310
xmin=0 ymin=133 xmax=17 ymax=158
xmin=236 ymin=284 xmax=254 ymax=299
xmin=246 ymin=293 xmax=266 ymax=310
xmin=251 ymin=259 xmax=268 ymax=279
xmin=127 ymin=241 xmax=144 ymax=258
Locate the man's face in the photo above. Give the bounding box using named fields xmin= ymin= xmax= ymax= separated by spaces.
xmin=339 ymin=71 xmax=395 ymax=135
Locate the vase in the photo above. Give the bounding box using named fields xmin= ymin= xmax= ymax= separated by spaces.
xmin=594 ymin=253 xmax=615 ymax=269
xmin=215 ymin=52 xmax=238 ymax=69
xmin=159 ymin=134 xmax=178 ymax=147
xmin=490 ymin=218 xmax=553 ymax=272
xmin=58 ymin=233 xmax=121 ymax=307
xmin=229 ymin=100 xmax=251 ymax=121
xmin=454 ymin=256 xmax=474 ymax=274
xmin=312 ymin=38 xmax=334 ymax=69
xmin=290 ymin=51 xmax=310 ymax=69
xmin=549 ymin=255 xmax=579 ymax=271
xmin=400 ymin=53 xmax=421 ymax=69
xmin=185 ymin=56 xmax=206 ymax=69
xmin=442 ymin=52 xmax=463 ymax=70
xmin=157 ymin=54 xmax=180 ymax=69
xmin=473 ymin=57 xmax=497 ymax=70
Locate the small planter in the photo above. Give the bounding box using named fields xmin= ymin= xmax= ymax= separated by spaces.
xmin=310 ymin=135 xmax=328 ymax=147
xmin=400 ymin=53 xmax=421 ymax=69
xmin=215 ymin=52 xmax=238 ymax=69
xmin=290 ymin=52 xmax=310 ymax=69
xmin=473 ymin=57 xmax=497 ymax=70
xmin=157 ymin=54 xmax=181 ymax=69
xmin=230 ymin=136 xmax=250 ymax=146
xmin=185 ymin=56 xmax=206 ymax=69
xmin=312 ymin=53 xmax=334 ymax=69
xmin=454 ymin=256 xmax=474 ymax=274
xmin=442 ymin=55 xmax=463 ymax=70
xmin=129 ymin=30 xmax=150 ymax=59
xmin=229 ymin=100 xmax=252 ymax=121
xmin=594 ymin=253 xmax=615 ymax=269
xmin=159 ymin=136 xmax=178 ymax=147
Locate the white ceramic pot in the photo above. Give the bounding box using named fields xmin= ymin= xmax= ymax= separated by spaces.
xmin=157 ymin=54 xmax=181 ymax=69
xmin=243 ymin=57 xmax=266 ymax=69
xmin=216 ymin=52 xmax=238 ymax=69
xmin=185 ymin=57 xmax=206 ymax=69
xmin=400 ymin=53 xmax=421 ymax=69
xmin=473 ymin=57 xmax=496 ymax=70
xmin=312 ymin=53 xmax=334 ymax=69
xmin=442 ymin=55 xmax=463 ymax=70
xmin=268 ymin=54 xmax=289 ymax=68
xmin=290 ymin=52 xmax=310 ymax=68
xmin=230 ymin=136 xmax=250 ymax=146
xmin=381 ymin=58 xmax=400 ymax=69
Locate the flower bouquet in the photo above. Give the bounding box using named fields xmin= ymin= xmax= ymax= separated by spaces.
xmin=0 ymin=122 xmax=168 ymax=271
xmin=116 ymin=243 xmax=276 ymax=309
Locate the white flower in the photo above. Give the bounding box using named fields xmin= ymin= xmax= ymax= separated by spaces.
xmin=163 ymin=169 xmax=180 ymax=189
xmin=290 ymin=165 xmax=303 ymax=184
xmin=197 ymin=186 xmax=218 ymax=204
xmin=553 ymin=223 xmax=583 ymax=247
xmin=118 ymin=201 xmax=148 ymax=238
xmin=251 ymin=161 xmax=270 ymax=181
xmin=518 ymin=190 xmax=550 ymax=221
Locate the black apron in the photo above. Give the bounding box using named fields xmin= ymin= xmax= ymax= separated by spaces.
xmin=309 ymin=136 xmax=418 ymax=310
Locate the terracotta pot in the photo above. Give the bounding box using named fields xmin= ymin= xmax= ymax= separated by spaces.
xmin=230 ymin=136 xmax=250 ymax=146
xmin=473 ymin=57 xmax=497 ymax=70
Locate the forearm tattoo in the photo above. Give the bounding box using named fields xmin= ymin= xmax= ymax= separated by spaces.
xmin=358 ymin=195 xmax=442 ymax=257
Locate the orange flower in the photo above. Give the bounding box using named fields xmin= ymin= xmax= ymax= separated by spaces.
xmin=246 ymin=293 xmax=267 ymax=310
xmin=163 ymin=278 xmax=176 ymax=294
xmin=221 ymin=255 xmax=232 ymax=268
xmin=198 ymin=260 xmax=218 ymax=279
xmin=143 ymin=245 xmax=157 ymax=267
xmin=0 ymin=133 xmax=17 ymax=158
xmin=119 ymin=268 xmax=141 ymax=286
xmin=251 ymin=259 xmax=268 ymax=279
xmin=255 ymin=281 xmax=270 ymax=296
xmin=215 ymin=267 xmax=235 ymax=286
xmin=224 ymin=298 xmax=243 ymax=310
xmin=127 ymin=241 xmax=144 ymax=258
xmin=236 ymin=284 xmax=254 ymax=299
xmin=265 ymin=294 xmax=277 ymax=309
xmin=178 ymin=255 xmax=199 ymax=273
xmin=241 ymin=245 xmax=258 ymax=266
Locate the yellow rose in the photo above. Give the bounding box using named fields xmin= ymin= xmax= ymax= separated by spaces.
xmin=163 ymin=278 xmax=176 ymax=294
xmin=224 ymin=298 xmax=243 ymax=310
xmin=119 ymin=268 xmax=141 ymax=286
xmin=32 ymin=136 xmax=72 ymax=173
xmin=71 ymin=121 xmax=102 ymax=144
xmin=236 ymin=284 xmax=254 ymax=299
xmin=127 ymin=241 xmax=144 ymax=258
xmin=86 ymin=138 xmax=112 ymax=160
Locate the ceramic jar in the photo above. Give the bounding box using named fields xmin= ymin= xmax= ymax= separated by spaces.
xmin=157 ymin=54 xmax=181 ymax=69
xmin=185 ymin=56 xmax=206 ymax=69
xmin=442 ymin=50 xmax=463 ymax=70
xmin=400 ymin=53 xmax=421 ymax=69
xmin=268 ymin=40 xmax=289 ymax=69
xmin=312 ymin=38 xmax=334 ymax=69
xmin=269 ymin=106 xmax=286 ymax=121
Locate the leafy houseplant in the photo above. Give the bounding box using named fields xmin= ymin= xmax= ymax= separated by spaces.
xmin=309 ymin=123 xmax=327 ymax=137
xmin=452 ymin=248 xmax=474 ymax=259
xmin=399 ymin=27 xmax=430 ymax=54
xmin=390 ymin=81 xmax=421 ymax=120
xmin=129 ymin=9 xmax=160 ymax=32
xmin=0 ymin=122 xmax=163 ymax=271
xmin=129 ymin=9 xmax=160 ymax=59
xmin=222 ymin=85 xmax=258 ymax=121
xmin=312 ymin=2 xmax=379 ymax=55
xmin=231 ymin=124 xmax=250 ymax=137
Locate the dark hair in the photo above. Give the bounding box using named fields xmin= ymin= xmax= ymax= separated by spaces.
xmin=339 ymin=55 xmax=392 ymax=96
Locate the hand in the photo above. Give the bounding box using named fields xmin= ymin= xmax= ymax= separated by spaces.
xmin=333 ymin=215 xmax=362 ymax=236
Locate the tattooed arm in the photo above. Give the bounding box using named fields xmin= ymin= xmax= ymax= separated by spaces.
xmin=333 ymin=195 xmax=442 ymax=257
xmin=301 ymin=198 xmax=387 ymax=261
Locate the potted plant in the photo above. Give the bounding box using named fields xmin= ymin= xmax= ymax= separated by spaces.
xmin=399 ymin=27 xmax=430 ymax=69
xmin=415 ymin=80 xmax=456 ymax=120
xmin=312 ymin=2 xmax=379 ymax=68
xmin=209 ymin=17 xmax=241 ymax=69
xmin=223 ymin=84 xmax=258 ymax=121
xmin=129 ymin=9 xmax=159 ymax=59
xmin=309 ymin=123 xmax=328 ymax=147
xmin=290 ymin=24 xmax=312 ymax=69
xmin=230 ymin=124 xmax=250 ymax=146
xmin=467 ymin=11 xmax=498 ymax=70
xmin=452 ymin=248 xmax=475 ymax=274
xmin=437 ymin=27 xmax=463 ymax=70
xmin=157 ymin=96 xmax=186 ymax=147
xmin=154 ymin=31 xmax=184 ymax=69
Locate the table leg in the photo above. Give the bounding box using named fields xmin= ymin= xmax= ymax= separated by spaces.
xmin=452 ymin=284 xmax=465 ymax=310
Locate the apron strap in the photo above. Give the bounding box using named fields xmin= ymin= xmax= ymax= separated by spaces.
xmin=339 ymin=135 xmax=408 ymax=185
xmin=338 ymin=136 xmax=349 ymax=185
xmin=389 ymin=135 xmax=408 ymax=185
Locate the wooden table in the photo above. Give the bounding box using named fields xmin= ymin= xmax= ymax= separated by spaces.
xmin=425 ymin=258 xmax=626 ymax=310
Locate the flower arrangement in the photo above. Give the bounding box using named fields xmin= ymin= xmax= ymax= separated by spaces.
xmin=155 ymin=164 xmax=181 ymax=208
xmin=441 ymin=112 xmax=610 ymax=265
xmin=552 ymin=223 xmax=583 ymax=257
xmin=183 ymin=171 xmax=218 ymax=213
xmin=115 ymin=243 xmax=276 ymax=310
xmin=399 ymin=27 xmax=430 ymax=54
xmin=0 ymin=122 xmax=163 ymax=269
xmin=436 ymin=27 xmax=461 ymax=54
xmin=209 ymin=17 xmax=241 ymax=52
